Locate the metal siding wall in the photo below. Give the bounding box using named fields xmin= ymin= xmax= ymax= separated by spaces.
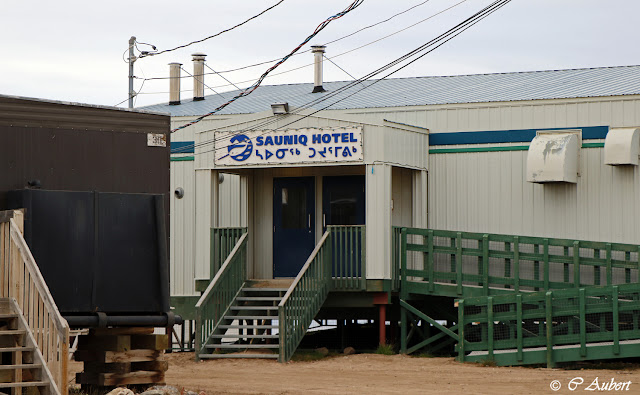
xmin=366 ymin=164 xmax=392 ymax=279
xmin=253 ymin=170 xmax=274 ymax=279
xmin=428 ymin=147 xmax=640 ymax=244
xmin=391 ymin=167 xmax=413 ymax=227
xmin=217 ymin=174 xmax=241 ymax=227
xmin=170 ymin=159 xmax=196 ymax=296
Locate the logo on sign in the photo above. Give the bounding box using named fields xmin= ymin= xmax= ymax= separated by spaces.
xmin=222 ymin=134 xmax=253 ymax=162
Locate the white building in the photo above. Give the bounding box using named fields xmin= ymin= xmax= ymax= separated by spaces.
xmin=143 ymin=59 xmax=640 ymax=360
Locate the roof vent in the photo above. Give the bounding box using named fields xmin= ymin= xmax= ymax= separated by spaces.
xmin=311 ymin=45 xmax=326 ymax=93
xmin=168 ymin=62 xmax=182 ymax=105
xmin=192 ymin=53 xmax=206 ymax=101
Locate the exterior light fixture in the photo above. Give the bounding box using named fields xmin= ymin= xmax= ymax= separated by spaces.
xmin=270 ymin=102 xmax=289 ymax=115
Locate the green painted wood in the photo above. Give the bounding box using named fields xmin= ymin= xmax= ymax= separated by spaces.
xmin=400 ymin=299 xmax=460 ymax=342
xmin=279 ymin=231 xmax=332 ymax=362
xmin=579 ymin=288 xmax=586 ymax=357
xmin=457 ymin=299 xmax=465 ymax=362
xmin=545 ymin=291 xmax=554 ymax=368
xmin=196 ymin=233 xmax=248 ymax=357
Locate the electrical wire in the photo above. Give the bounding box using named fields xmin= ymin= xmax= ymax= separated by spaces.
xmin=171 ymin=0 xmax=364 ymax=133
xmin=174 ymin=0 xmax=511 ymax=155
xmin=138 ymin=0 xmax=285 ymax=59
xmin=140 ymin=0 xmax=467 ymax=92
xmin=205 ymin=64 xmax=243 ymax=91
xmin=180 ymin=66 xmax=228 ymax=101
xmin=131 ymin=0 xmax=442 ymax=81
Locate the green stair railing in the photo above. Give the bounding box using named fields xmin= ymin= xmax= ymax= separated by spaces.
xmin=458 ymin=283 xmax=640 ymax=367
xmin=279 ymin=230 xmax=332 ymax=362
xmin=195 ymin=232 xmax=247 ymax=359
xmin=392 ymin=226 xmax=403 ymax=291
xmin=211 ymin=227 xmax=247 ymax=275
xmin=401 ymin=228 xmax=640 ymax=298
xmin=329 ymin=225 xmax=365 ymax=290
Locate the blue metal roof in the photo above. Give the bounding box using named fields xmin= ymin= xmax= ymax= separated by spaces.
xmin=140 ymin=65 xmax=640 ymax=116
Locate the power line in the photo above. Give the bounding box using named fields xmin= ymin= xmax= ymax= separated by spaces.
xmin=180 ymin=66 xmax=228 ymax=101
xmin=205 ymin=63 xmax=243 ymax=91
xmin=171 ymin=0 xmax=364 ymax=133
xmin=142 ymin=0 xmax=467 ymax=92
xmin=131 ymin=0 xmax=443 ymax=81
xmin=138 ymin=0 xmax=285 ymax=59
xmin=177 ymin=0 xmax=511 ymax=156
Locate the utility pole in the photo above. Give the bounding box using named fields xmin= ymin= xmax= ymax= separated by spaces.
xmin=128 ymin=36 xmax=136 ymax=109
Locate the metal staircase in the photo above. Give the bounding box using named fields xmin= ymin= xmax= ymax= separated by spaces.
xmin=0 ymin=298 xmax=54 ymax=394
xmin=198 ymin=282 xmax=289 ymax=360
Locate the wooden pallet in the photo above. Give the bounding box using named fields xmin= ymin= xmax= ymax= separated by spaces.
xmin=75 ymin=328 xmax=168 ymax=388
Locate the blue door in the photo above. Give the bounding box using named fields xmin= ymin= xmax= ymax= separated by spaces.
xmin=273 ymin=177 xmax=315 ymax=278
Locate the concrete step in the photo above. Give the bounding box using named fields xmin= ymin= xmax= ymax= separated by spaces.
xmin=199 ymin=353 xmax=278 ymax=359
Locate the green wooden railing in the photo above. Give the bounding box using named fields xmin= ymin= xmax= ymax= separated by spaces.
xmin=401 ymin=228 xmax=640 ymax=298
xmin=392 ymin=226 xmax=403 ymax=291
xmin=279 ymin=231 xmax=332 ymax=362
xmin=211 ymin=227 xmax=247 ymax=276
xmin=195 ymin=233 xmax=248 ymax=359
xmin=458 ymin=283 xmax=640 ymax=367
xmin=329 ymin=225 xmax=365 ymax=290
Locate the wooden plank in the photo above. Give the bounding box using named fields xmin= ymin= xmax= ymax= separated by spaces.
xmin=77 ymin=370 xmax=165 ymax=386
xmin=91 ymin=327 xmax=154 ymax=336
xmin=75 ymin=349 xmax=163 ymax=363
xmin=78 ymin=335 xmax=131 ymax=352
xmin=130 ymin=334 xmax=168 ymax=351
xmin=82 ymin=360 xmax=168 ymax=375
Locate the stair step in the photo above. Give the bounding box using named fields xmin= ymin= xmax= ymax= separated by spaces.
xmin=219 ymin=324 xmax=277 ymax=330
xmin=225 ymin=315 xmax=278 ymax=320
xmin=211 ymin=334 xmax=278 ymax=339
xmin=0 ymin=364 xmax=42 ymax=371
xmin=0 ymin=382 xmax=49 ymax=388
xmin=0 ymin=314 xmax=18 ymax=319
xmin=242 ymin=288 xmax=288 ymax=293
xmin=230 ymin=306 xmax=278 ymax=311
xmin=206 ymin=343 xmax=279 ymax=349
xmin=199 ymin=353 xmax=278 ymax=359
xmin=0 ymin=329 xmax=26 ymax=336
xmin=236 ymin=297 xmax=282 ymax=302
xmin=0 ymin=346 xmax=34 ymax=353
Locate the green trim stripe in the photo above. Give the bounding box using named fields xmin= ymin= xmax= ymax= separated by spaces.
xmin=429 ymin=142 xmax=604 ymax=154
xmin=171 ymin=156 xmax=194 ymax=162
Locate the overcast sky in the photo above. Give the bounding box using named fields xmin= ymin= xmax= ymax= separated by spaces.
xmin=1 ymin=0 xmax=639 ymax=108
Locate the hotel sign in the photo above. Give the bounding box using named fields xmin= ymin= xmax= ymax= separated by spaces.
xmin=214 ymin=127 xmax=363 ymax=167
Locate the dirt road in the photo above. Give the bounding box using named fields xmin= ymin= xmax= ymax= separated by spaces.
xmin=160 ymin=352 xmax=640 ymax=394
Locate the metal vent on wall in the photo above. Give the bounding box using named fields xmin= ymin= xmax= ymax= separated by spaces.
xmin=526 ymin=130 xmax=581 ymax=184
xmin=604 ymin=127 xmax=639 ymax=166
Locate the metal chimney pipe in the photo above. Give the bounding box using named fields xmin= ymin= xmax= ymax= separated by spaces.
xmin=192 ymin=53 xmax=206 ymax=101
xmin=311 ymin=45 xmax=326 ymax=93
xmin=168 ymin=62 xmax=182 ymax=105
